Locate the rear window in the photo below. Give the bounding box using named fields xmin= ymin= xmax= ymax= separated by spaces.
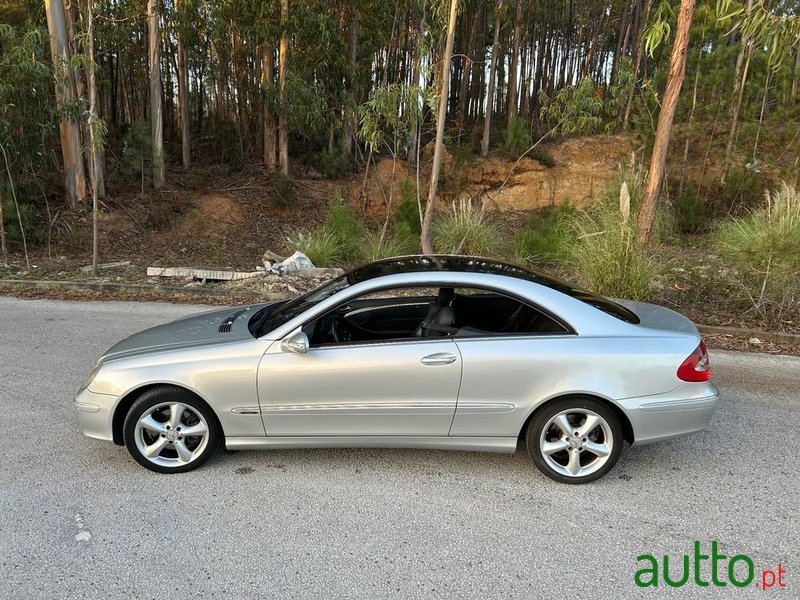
xmin=569 ymin=294 xmax=640 ymax=324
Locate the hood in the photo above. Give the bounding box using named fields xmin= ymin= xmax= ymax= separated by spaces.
xmin=614 ymin=299 xmax=699 ymax=336
xmin=99 ymin=303 xmax=274 ymax=363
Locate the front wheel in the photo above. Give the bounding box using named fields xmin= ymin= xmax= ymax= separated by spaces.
xmin=526 ymin=397 xmax=622 ymax=484
xmin=123 ymin=386 xmax=220 ymax=473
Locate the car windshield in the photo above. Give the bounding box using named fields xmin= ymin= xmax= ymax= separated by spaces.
xmin=250 ymin=275 xmax=351 ymax=337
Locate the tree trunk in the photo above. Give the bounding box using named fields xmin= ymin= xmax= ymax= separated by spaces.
xmin=44 ymin=0 xmax=87 ymax=209
xmin=506 ymin=0 xmax=522 ymax=128
xmin=0 ymin=177 xmax=6 ymax=262
xmin=278 ymin=0 xmax=289 ymax=176
xmin=752 ymin=69 xmax=771 ymax=161
xmin=790 ymin=48 xmax=799 ymax=104
xmin=456 ymin=9 xmax=480 ymax=136
xmin=176 ymin=0 xmax=190 ymax=170
xmin=481 ymin=0 xmax=503 ymax=157
xmin=678 ymin=50 xmax=701 ymax=196
xmin=623 ymin=0 xmax=654 ymax=127
xmin=636 ymin=0 xmax=695 ymax=247
xmin=342 ymin=8 xmax=358 ymax=156
xmin=147 ymin=0 xmax=164 ymax=189
xmin=262 ymin=44 xmax=277 ymax=170
xmin=720 ymin=0 xmax=754 ymax=184
xmin=85 ymin=0 xmax=99 ymax=274
xmin=421 ymin=0 xmax=458 ymax=255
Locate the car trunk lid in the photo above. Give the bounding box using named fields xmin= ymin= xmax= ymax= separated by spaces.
xmin=613 ymin=299 xmax=699 ymax=336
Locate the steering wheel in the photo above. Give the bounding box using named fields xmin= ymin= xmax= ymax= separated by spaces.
xmin=325 ymin=314 xmax=351 ymax=344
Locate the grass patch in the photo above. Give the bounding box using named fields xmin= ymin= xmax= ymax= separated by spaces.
xmin=513 ymin=203 xmax=578 ymax=265
xmin=433 ymin=199 xmax=503 ymax=256
xmin=287 ymin=228 xmax=343 ymax=266
xmin=715 ymin=182 xmax=800 ymax=326
xmin=323 ymin=190 xmax=368 ymax=260
xmin=363 ymin=228 xmax=419 ymax=261
xmin=563 ymin=171 xmax=663 ymax=300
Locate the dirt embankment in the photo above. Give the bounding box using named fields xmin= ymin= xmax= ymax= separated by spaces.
xmin=356 ymin=135 xmax=637 ymax=214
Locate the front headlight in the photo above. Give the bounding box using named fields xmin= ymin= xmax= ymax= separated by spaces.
xmin=79 ymin=364 xmax=103 ymax=392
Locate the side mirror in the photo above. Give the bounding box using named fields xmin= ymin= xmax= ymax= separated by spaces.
xmin=281 ymin=330 xmax=309 ymax=354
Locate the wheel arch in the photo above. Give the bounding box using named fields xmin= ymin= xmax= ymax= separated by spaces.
xmin=111 ymin=383 xmax=223 ymax=445
xmin=518 ymin=393 xmax=635 ymax=445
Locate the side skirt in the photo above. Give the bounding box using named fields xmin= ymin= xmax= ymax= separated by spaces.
xmin=225 ymin=436 xmax=519 ymax=453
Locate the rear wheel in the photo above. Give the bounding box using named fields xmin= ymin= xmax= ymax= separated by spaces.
xmin=123 ymin=387 xmax=220 ymax=473
xmin=526 ymin=397 xmax=622 ymax=484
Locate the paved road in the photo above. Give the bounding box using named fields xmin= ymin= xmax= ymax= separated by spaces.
xmin=1 ymin=297 xmax=797 ymax=599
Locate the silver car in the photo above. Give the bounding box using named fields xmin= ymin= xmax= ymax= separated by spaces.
xmin=75 ymin=256 xmax=719 ymax=483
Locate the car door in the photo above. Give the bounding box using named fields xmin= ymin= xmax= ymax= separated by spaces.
xmin=257 ymin=337 xmax=462 ymax=437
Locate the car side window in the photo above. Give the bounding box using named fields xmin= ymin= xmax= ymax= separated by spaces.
xmin=303 ymin=286 xmax=440 ymax=348
xmin=302 ymin=285 xmax=569 ymax=348
xmin=450 ymin=287 xmax=570 ymax=337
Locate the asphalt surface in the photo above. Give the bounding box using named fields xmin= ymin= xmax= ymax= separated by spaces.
xmin=1 ymin=297 xmax=798 ymax=599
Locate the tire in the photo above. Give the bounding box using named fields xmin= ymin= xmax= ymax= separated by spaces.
xmin=525 ymin=396 xmax=622 ymax=484
xmin=123 ymin=386 xmax=220 ymax=473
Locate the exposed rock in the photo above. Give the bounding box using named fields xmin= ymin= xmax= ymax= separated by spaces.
xmin=350 ymin=135 xmax=637 ymax=215
xmin=462 ymin=135 xmax=637 ymax=211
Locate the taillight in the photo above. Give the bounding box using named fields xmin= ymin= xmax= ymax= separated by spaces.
xmin=677 ymin=340 xmax=711 ymax=382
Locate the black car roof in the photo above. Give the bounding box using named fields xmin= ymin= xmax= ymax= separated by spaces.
xmin=348 ymin=255 xmax=573 ymax=289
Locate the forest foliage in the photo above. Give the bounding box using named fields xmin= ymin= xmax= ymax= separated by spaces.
xmin=0 ymin=0 xmax=799 ymax=256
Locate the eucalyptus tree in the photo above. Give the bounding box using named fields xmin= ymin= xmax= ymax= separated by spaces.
xmin=278 ymin=0 xmax=289 ymax=175
xmin=506 ymin=0 xmax=523 ymax=129
xmin=481 ymin=0 xmax=504 ymax=156
xmin=358 ymin=82 xmax=430 ymax=219
xmin=147 ymin=0 xmax=164 ymax=189
xmin=717 ymin=0 xmax=800 ymax=183
xmin=421 ymin=0 xmax=458 ymax=255
xmin=637 ymin=0 xmax=697 ymax=246
xmin=83 ymin=0 xmax=101 ymax=273
xmin=0 ymin=19 xmax=53 ymax=259
xmin=173 ymin=0 xmax=192 ymax=170
xmin=44 ymin=0 xmax=86 ymax=209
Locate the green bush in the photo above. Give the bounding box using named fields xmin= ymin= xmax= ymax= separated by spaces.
xmin=500 ymin=114 xmax=531 ymax=158
xmin=563 ymin=174 xmax=661 ymax=300
xmin=288 ymin=189 xmax=370 ymax=266
xmin=513 ymin=203 xmax=578 ymax=264
xmin=315 ymin=149 xmax=351 ymax=179
xmin=266 ymin=172 xmax=298 ymax=208
xmin=714 ymin=170 xmax=764 ymax=215
xmin=287 ymin=228 xmax=343 ymax=267
xmin=363 ymin=228 xmax=418 ymax=261
xmin=433 ymin=199 xmax=503 ymax=256
xmin=529 ymin=145 xmax=556 ymax=168
xmin=121 ymin=120 xmax=151 ymax=180
xmin=715 ymin=182 xmax=800 ymax=326
xmin=444 ymin=136 xmax=477 ymax=164
xmin=394 ymin=181 xmax=421 ymax=235
xmin=1 ymin=187 xmax=36 ymax=243
xmin=324 ymin=190 xmax=367 ymax=259
xmin=671 ymin=183 xmax=716 ymax=234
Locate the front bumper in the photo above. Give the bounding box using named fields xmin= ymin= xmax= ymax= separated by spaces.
xmin=74 ymin=388 xmax=118 ymax=442
xmin=618 ymin=383 xmax=720 ymax=445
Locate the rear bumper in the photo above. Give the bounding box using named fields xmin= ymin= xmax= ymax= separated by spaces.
xmin=618 ymin=383 xmax=720 ymax=445
xmin=74 ymin=388 xmax=117 ymax=442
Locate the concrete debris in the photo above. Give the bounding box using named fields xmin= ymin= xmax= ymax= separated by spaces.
xmin=147 ymin=266 xmax=260 ymax=281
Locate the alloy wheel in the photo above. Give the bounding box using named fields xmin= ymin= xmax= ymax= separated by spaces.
xmin=133 ymin=402 xmax=210 ymax=468
xmin=538 ymin=408 xmax=613 ymax=478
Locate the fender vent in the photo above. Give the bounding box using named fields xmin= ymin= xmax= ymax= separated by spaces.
xmin=218 ymin=308 xmax=248 ymax=333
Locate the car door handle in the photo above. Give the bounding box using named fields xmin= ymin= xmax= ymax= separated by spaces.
xmin=421 ymin=352 xmax=457 ymax=366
